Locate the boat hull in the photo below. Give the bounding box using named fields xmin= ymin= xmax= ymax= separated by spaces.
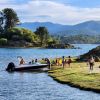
xmin=15 ymin=64 xmax=48 ymax=71
xmin=6 ymin=63 xmax=49 ymax=72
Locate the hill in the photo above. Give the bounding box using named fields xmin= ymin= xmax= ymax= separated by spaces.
xmin=18 ymin=20 xmax=100 ymax=36
xmin=60 ymin=34 xmax=100 ymax=44
xmin=18 ymin=22 xmax=69 ymax=35
xmin=77 ymin=46 xmax=100 ymax=61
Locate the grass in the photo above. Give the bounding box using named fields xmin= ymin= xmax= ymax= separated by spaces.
xmin=48 ymin=62 xmax=100 ymax=93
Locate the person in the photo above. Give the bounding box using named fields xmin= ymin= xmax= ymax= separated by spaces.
xmin=45 ymin=58 xmax=51 ymax=69
xmin=65 ymin=59 xmax=68 ymax=67
xmin=56 ymin=58 xmax=58 ymax=66
xmin=6 ymin=62 xmax=15 ymax=71
xmin=67 ymin=56 xmax=72 ymax=67
xmin=20 ymin=58 xmax=25 ymax=65
xmin=32 ymin=59 xmax=34 ymax=64
xmin=88 ymin=56 xmax=95 ymax=71
xmin=59 ymin=58 xmax=62 ymax=66
xmin=35 ymin=59 xmax=38 ymax=63
xmin=62 ymin=56 xmax=65 ymax=68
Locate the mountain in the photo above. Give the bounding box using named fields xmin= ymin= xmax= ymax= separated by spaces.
xmin=18 ymin=20 xmax=100 ymax=36
xmin=18 ymin=22 xmax=69 ymax=34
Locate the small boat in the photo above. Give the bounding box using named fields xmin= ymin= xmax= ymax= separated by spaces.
xmin=6 ymin=62 xmax=49 ymax=72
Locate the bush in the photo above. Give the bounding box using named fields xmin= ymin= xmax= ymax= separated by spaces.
xmin=21 ymin=28 xmax=36 ymax=42
xmin=5 ymin=28 xmax=37 ymax=42
xmin=0 ymin=38 xmax=7 ymax=45
xmin=5 ymin=28 xmax=23 ymax=40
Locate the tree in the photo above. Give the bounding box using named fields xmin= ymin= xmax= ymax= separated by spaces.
xmin=35 ymin=27 xmax=49 ymax=46
xmin=2 ymin=8 xmax=19 ymax=31
xmin=0 ymin=38 xmax=7 ymax=45
xmin=0 ymin=11 xmax=4 ymax=34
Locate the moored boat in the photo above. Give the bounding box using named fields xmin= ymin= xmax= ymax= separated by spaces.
xmin=6 ymin=62 xmax=49 ymax=72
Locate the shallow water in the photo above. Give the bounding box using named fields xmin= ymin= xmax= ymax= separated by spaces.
xmin=0 ymin=72 xmax=100 ymax=100
xmin=0 ymin=44 xmax=100 ymax=100
xmin=0 ymin=44 xmax=98 ymax=68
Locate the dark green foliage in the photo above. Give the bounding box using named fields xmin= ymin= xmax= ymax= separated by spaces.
xmin=0 ymin=11 xmax=4 ymax=34
xmin=0 ymin=38 xmax=7 ymax=45
xmin=0 ymin=8 xmax=61 ymax=47
xmin=5 ymin=28 xmax=22 ymax=40
xmin=21 ymin=28 xmax=36 ymax=42
xmin=47 ymin=37 xmax=59 ymax=46
xmin=2 ymin=8 xmax=19 ymax=31
xmin=35 ymin=27 xmax=49 ymax=46
xmin=5 ymin=27 xmax=36 ymax=42
xmin=60 ymin=34 xmax=100 ymax=44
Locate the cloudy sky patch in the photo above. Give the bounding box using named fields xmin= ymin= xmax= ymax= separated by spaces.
xmin=0 ymin=0 xmax=100 ymax=25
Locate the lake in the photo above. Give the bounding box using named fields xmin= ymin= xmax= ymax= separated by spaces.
xmin=0 ymin=44 xmax=100 ymax=100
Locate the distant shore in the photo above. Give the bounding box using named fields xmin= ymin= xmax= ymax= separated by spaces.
xmin=0 ymin=46 xmax=41 ymax=49
xmin=0 ymin=43 xmax=78 ymax=49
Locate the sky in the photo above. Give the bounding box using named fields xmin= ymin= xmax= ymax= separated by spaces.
xmin=0 ymin=0 xmax=100 ymax=25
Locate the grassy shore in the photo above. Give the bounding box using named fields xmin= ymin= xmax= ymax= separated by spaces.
xmin=48 ymin=62 xmax=100 ymax=93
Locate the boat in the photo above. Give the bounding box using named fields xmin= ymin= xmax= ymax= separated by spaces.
xmin=6 ymin=62 xmax=49 ymax=72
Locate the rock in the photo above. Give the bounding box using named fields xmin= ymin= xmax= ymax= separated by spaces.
xmin=46 ymin=43 xmax=76 ymax=49
xmin=77 ymin=46 xmax=100 ymax=62
xmin=6 ymin=40 xmax=36 ymax=47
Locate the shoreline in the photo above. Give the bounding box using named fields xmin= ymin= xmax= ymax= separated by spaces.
xmin=49 ymin=74 xmax=100 ymax=93
xmin=48 ymin=62 xmax=100 ymax=93
xmin=0 ymin=46 xmax=78 ymax=49
xmin=0 ymin=43 xmax=98 ymax=49
xmin=0 ymin=46 xmax=41 ymax=49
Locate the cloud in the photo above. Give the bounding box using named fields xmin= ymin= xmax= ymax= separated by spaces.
xmin=0 ymin=0 xmax=100 ymax=25
xmin=0 ymin=0 xmax=9 ymax=3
